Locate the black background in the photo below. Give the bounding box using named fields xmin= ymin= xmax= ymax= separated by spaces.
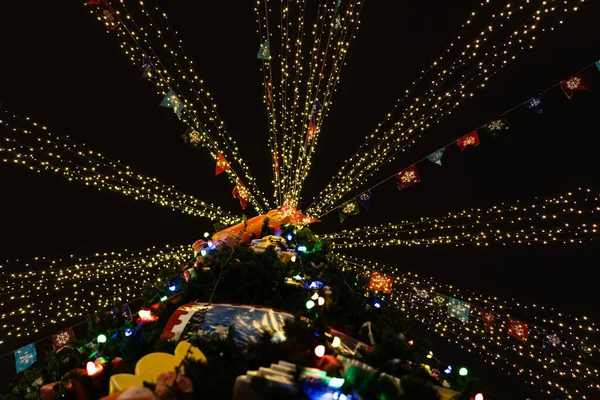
xmin=1 ymin=0 xmax=599 ymax=398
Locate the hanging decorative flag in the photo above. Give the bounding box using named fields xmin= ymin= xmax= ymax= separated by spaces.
xmin=86 ymin=0 xmax=107 ymax=4
xmin=456 ymin=130 xmax=480 ymax=151
xmin=265 ymin=80 xmax=274 ymax=108
xmin=257 ymin=40 xmax=271 ymax=60
xmin=559 ymin=73 xmax=590 ymax=99
xmin=307 ymin=100 xmax=323 ymax=145
xmin=524 ymin=95 xmax=543 ymax=114
xmin=507 ymin=318 xmax=529 ymax=343
xmin=356 ymin=190 xmax=372 ymax=210
xmin=543 ymin=332 xmax=564 ymax=352
xmin=596 ymin=60 xmax=600 ymax=71
xmin=337 ymin=0 xmax=342 ymax=8
xmin=447 ymin=297 xmax=470 ymax=323
xmin=51 ymin=328 xmax=76 ymax=351
xmin=431 ymin=294 xmax=447 ymax=308
xmin=273 ymin=149 xmax=279 ymax=173
xmin=232 ymin=180 xmax=250 ymax=209
xmin=481 ymin=117 xmax=510 ymax=138
xmin=15 ymin=343 xmax=37 ymax=373
xmin=338 ymin=198 xmax=360 ymax=222
xmin=396 ymin=165 xmax=421 ymax=190
xmin=160 ymin=89 xmax=184 ymax=119
xmin=181 ymin=127 xmax=202 ymax=148
xmin=427 ymin=148 xmax=445 ymax=166
xmin=481 ymin=310 xmax=499 ymax=331
xmin=368 ymin=272 xmax=393 ymax=294
xmin=411 ymin=288 xmax=430 ymax=302
xmin=141 ymin=57 xmax=157 ymax=79
xmin=215 ymin=153 xmax=231 ymax=176
xmin=95 ymin=3 xmax=120 ymax=30
xmin=334 ymin=15 xmax=342 ymax=32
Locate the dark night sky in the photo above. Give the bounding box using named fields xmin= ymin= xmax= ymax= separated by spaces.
xmin=1 ymin=1 xmax=599 ymax=397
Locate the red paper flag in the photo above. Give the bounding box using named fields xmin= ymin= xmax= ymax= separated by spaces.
xmin=273 ymin=149 xmax=279 ymax=173
xmin=95 ymin=3 xmax=120 ymax=30
xmin=51 ymin=328 xmax=76 ymax=351
xmin=232 ymin=180 xmax=250 ymax=209
xmin=559 ymin=73 xmax=590 ymax=99
xmin=507 ymin=318 xmax=529 ymax=343
xmin=396 ymin=165 xmax=421 ymax=190
xmin=215 ymin=153 xmax=230 ymax=176
xmin=369 ymin=272 xmax=393 ymax=294
xmin=307 ymin=121 xmax=317 ymax=144
xmin=86 ymin=0 xmax=107 ymax=4
xmin=457 ymin=130 xmax=480 ymax=151
xmin=266 ymin=80 xmax=274 ymax=108
xmin=481 ymin=310 xmax=498 ymax=331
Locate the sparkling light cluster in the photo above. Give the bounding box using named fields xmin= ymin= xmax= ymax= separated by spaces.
xmin=0 ymin=113 xmax=239 ymax=225
xmin=324 ymin=188 xmax=600 ymax=248
xmin=0 ymin=244 xmax=190 ymax=347
xmin=86 ymin=0 xmax=271 ymax=213
xmin=254 ymin=0 xmax=364 ymax=207
xmin=337 ymin=254 xmax=600 ymax=399
xmin=307 ymin=0 xmax=586 ymax=218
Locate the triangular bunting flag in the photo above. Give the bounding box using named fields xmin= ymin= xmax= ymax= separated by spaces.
xmin=257 ymin=40 xmax=271 ymax=60
xmin=306 ymin=100 xmax=322 ymax=145
xmin=481 ymin=310 xmax=498 ymax=331
xmin=396 ymin=165 xmax=421 ymax=190
xmin=481 ymin=117 xmax=510 ymax=138
xmin=215 ymin=153 xmax=230 ymax=176
xmin=368 ymin=272 xmax=393 ymax=294
xmin=356 ymin=190 xmax=372 ymax=210
xmin=181 ymin=127 xmax=202 ymax=148
xmin=142 ymin=57 xmax=157 ymax=79
xmin=596 ymin=60 xmax=600 ymax=72
xmin=160 ymin=89 xmax=184 ymax=119
xmin=411 ymin=287 xmax=430 ymax=302
xmin=51 ymin=328 xmax=76 ymax=351
xmin=559 ymin=73 xmax=590 ymax=100
xmin=427 ymin=148 xmax=445 ymax=166
xmin=447 ymin=297 xmax=470 ymax=323
xmin=507 ymin=318 xmax=529 ymax=343
xmin=456 ymin=130 xmax=480 ymax=151
xmin=524 ymin=95 xmax=543 ymax=114
xmin=15 ymin=344 xmax=37 ymax=373
xmin=543 ymin=332 xmax=564 ymax=352
xmin=232 ymin=180 xmax=250 ymax=209
xmin=338 ymin=198 xmax=360 ymax=222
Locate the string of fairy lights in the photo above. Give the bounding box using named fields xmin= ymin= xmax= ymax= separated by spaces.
xmin=0 ymin=244 xmax=190 ymax=346
xmin=254 ymin=0 xmax=364 ymax=208
xmin=291 ymin=0 xmax=364 ymax=207
xmin=307 ymin=0 xmax=587 ymax=217
xmin=322 ymin=188 xmax=600 ymax=247
xmin=0 ymin=111 xmax=239 ymax=225
xmin=335 ymin=254 xmax=600 ymax=399
xmin=86 ymin=0 xmax=271 ymax=213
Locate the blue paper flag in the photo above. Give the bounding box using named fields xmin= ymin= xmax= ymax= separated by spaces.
xmin=15 ymin=343 xmax=37 ymax=373
xmin=337 ymin=0 xmax=342 ymax=7
xmin=257 ymin=40 xmax=270 ymax=60
xmin=524 ymin=95 xmax=543 ymax=114
xmin=356 ymin=190 xmax=372 ymax=210
xmin=427 ymin=148 xmax=445 ymax=166
xmin=543 ymin=332 xmax=564 ymax=352
xmin=596 ymin=60 xmax=600 ymax=72
xmin=447 ymin=297 xmax=470 ymax=323
xmin=160 ymin=89 xmax=184 ymax=119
